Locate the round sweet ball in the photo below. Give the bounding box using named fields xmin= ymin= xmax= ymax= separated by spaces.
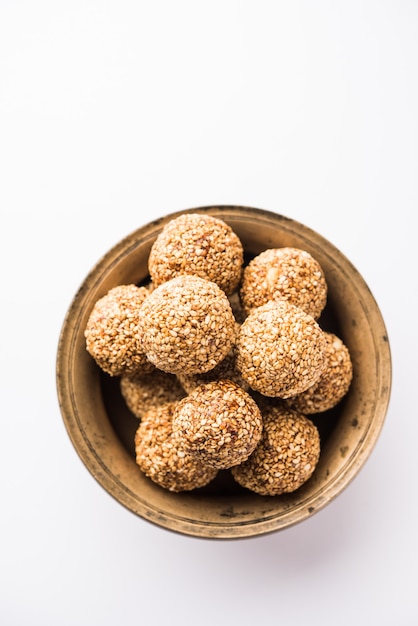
xmin=138 ymin=275 xmax=236 ymax=376
xmin=231 ymin=405 xmax=320 ymax=496
xmin=285 ymin=332 xmax=353 ymax=414
xmin=240 ymin=247 xmax=327 ymax=319
xmin=121 ymin=369 xmax=186 ymax=419
xmin=172 ymin=380 xmax=263 ymax=470
xmin=236 ymin=300 xmax=327 ymax=398
xmin=148 ymin=213 xmax=244 ymax=295
xmin=84 ymin=284 xmax=153 ymax=377
xmin=135 ymin=403 xmax=218 ymax=492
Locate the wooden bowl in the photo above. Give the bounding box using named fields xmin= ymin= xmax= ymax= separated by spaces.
xmin=56 ymin=206 xmax=391 ymax=539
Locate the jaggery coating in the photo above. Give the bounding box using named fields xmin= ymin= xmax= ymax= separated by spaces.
xmin=148 ymin=213 xmax=244 ymax=295
xmin=236 ymin=300 xmax=326 ymax=398
xmin=121 ymin=369 xmax=186 ymax=419
xmin=135 ymin=403 xmax=218 ymax=492
xmin=231 ymin=405 xmax=320 ymax=495
xmin=285 ymin=332 xmax=353 ymax=414
xmin=172 ymin=380 xmax=263 ymax=470
xmin=84 ymin=284 xmax=153 ymax=377
xmin=137 ymin=275 xmax=236 ymax=375
xmin=240 ymin=247 xmax=327 ymax=319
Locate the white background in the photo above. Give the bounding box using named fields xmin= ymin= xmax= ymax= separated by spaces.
xmin=1 ymin=1 xmax=417 ymax=625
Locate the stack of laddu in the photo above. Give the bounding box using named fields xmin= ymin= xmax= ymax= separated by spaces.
xmin=84 ymin=213 xmax=353 ymax=496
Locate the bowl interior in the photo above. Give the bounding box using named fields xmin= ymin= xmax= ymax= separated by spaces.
xmin=56 ymin=206 xmax=391 ymax=538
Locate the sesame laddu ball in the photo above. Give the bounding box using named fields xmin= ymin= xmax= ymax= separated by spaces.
xmin=148 ymin=213 xmax=244 ymax=295
xmin=236 ymin=300 xmax=326 ymax=399
xmin=84 ymin=284 xmax=153 ymax=377
xmin=121 ymin=369 xmax=186 ymax=419
xmin=285 ymin=332 xmax=353 ymax=414
xmin=138 ymin=275 xmax=236 ymax=376
xmin=240 ymin=247 xmax=327 ymax=319
xmin=135 ymin=403 xmax=218 ymax=492
xmin=231 ymin=406 xmax=320 ymax=496
xmin=172 ymin=380 xmax=263 ymax=470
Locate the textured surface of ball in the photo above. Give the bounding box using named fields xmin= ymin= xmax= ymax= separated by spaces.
xmin=231 ymin=405 xmax=320 ymax=495
xmin=84 ymin=284 xmax=152 ymax=377
xmin=236 ymin=300 xmax=326 ymax=398
xmin=135 ymin=403 xmax=218 ymax=492
xmin=148 ymin=213 xmax=244 ymax=295
xmin=285 ymin=332 xmax=353 ymax=413
xmin=172 ymin=380 xmax=263 ymax=469
xmin=138 ymin=275 xmax=236 ymax=375
xmin=176 ymin=324 xmax=249 ymax=393
xmin=240 ymin=247 xmax=327 ymax=319
xmin=121 ymin=369 xmax=186 ymax=418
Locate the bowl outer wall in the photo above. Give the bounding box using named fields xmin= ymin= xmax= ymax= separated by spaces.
xmin=56 ymin=206 xmax=392 ymax=539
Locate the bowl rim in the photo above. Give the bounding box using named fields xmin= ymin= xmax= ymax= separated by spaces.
xmin=56 ymin=205 xmax=392 ymax=539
